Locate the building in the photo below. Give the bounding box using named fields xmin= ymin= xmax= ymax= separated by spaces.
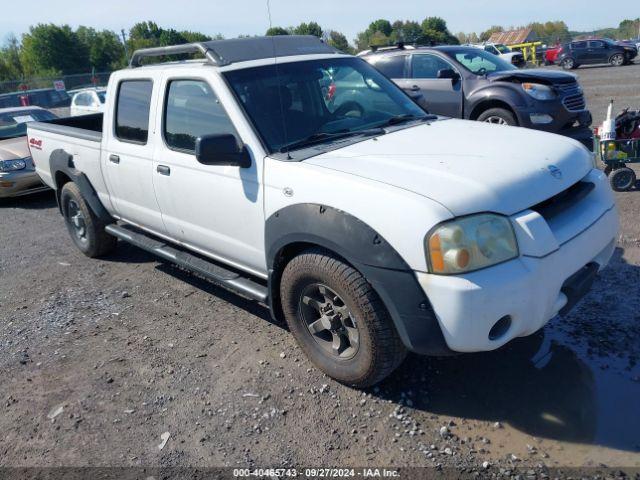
xmin=488 ymin=28 xmax=538 ymax=46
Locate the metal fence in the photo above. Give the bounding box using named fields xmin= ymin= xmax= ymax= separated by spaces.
xmin=0 ymin=71 xmax=113 ymax=95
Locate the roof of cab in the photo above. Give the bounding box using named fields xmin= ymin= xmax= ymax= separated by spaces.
xmin=129 ymin=35 xmax=340 ymax=69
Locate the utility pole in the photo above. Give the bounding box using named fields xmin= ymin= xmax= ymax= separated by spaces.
xmin=121 ymin=29 xmax=129 ymax=62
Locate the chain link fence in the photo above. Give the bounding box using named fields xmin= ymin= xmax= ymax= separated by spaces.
xmin=0 ymin=71 xmax=112 ymax=95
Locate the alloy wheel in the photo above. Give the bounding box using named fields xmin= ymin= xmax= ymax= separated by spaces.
xmin=67 ymin=199 xmax=87 ymax=243
xmin=299 ymin=283 xmax=360 ymax=360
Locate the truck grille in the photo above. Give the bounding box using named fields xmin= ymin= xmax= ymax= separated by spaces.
xmin=531 ymin=181 xmax=594 ymax=221
xmin=557 ymin=82 xmax=586 ymax=111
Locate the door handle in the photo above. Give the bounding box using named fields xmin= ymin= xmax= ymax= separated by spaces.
xmin=157 ymin=165 xmax=171 ymax=176
xmin=109 ymin=154 xmax=120 ymax=164
xmin=410 ymin=85 xmax=421 ymax=91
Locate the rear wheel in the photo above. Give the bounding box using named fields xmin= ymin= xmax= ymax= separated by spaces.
xmin=477 ymin=108 xmax=517 ymax=126
xmin=610 ymin=53 xmax=625 ymax=67
xmin=280 ymin=249 xmax=407 ymax=387
xmin=60 ymin=182 xmax=117 ymax=257
xmin=609 ymin=167 xmax=636 ymax=191
xmin=561 ymin=57 xmax=576 ymax=70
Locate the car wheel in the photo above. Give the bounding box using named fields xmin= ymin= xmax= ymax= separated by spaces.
xmin=561 ymin=57 xmax=575 ymax=70
xmin=610 ymin=53 xmax=625 ymax=67
xmin=279 ymin=248 xmax=407 ymax=388
xmin=60 ymin=182 xmax=117 ymax=257
xmin=608 ymin=167 xmax=636 ymax=191
xmin=477 ymin=108 xmax=517 ymax=126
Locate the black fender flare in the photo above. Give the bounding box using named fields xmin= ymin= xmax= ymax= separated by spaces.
xmin=466 ymin=85 xmax=527 ymax=120
xmin=265 ymin=203 xmax=452 ymax=356
xmin=50 ymin=149 xmax=113 ymax=224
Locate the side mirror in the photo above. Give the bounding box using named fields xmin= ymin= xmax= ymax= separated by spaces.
xmin=437 ymin=68 xmax=460 ymax=82
xmin=195 ymin=134 xmax=251 ymax=168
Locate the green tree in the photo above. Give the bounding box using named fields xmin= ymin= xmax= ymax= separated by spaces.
xmin=293 ymin=22 xmax=323 ymax=37
xmin=76 ymin=27 xmax=125 ymax=70
xmin=618 ymin=18 xmax=640 ymax=39
xmin=0 ymin=35 xmax=24 ymax=80
xmin=266 ymin=26 xmax=290 ymax=36
xmin=20 ymin=24 xmax=89 ymax=75
xmin=391 ymin=20 xmax=423 ymax=43
xmin=327 ymin=30 xmax=353 ymax=54
xmin=355 ymin=19 xmax=394 ymax=51
xmin=420 ymin=17 xmax=458 ymax=44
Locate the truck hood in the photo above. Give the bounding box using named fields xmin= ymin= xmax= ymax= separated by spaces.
xmin=305 ymin=119 xmax=593 ymax=217
xmin=487 ymin=68 xmax=577 ymax=84
xmin=0 ymin=136 xmax=30 ymax=160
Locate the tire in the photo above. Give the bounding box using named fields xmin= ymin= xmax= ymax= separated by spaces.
xmin=477 ymin=107 xmax=517 ymax=126
xmin=60 ymin=182 xmax=117 ymax=257
xmin=608 ymin=167 xmax=636 ymax=192
xmin=561 ymin=57 xmax=576 ymax=70
xmin=610 ymin=53 xmax=625 ymax=67
xmin=280 ymin=249 xmax=407 ymax=387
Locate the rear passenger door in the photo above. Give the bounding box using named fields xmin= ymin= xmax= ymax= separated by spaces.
xmin=152 ymin=76 xmax=265 ymax=275
xmin=102 ymin=78 xmax=166 ymax=234
xmin=570 ymin=41 xmax=589 ymax=63
xmin=587 ymin=40 xmax=607 ymax=63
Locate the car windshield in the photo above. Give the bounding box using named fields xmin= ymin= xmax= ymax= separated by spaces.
xmin=223 ymin=57 xmax=427 ymax=153
xmin=0 ymin=109 xmax=57 ymax=140
xmin=494 ymin=44 xmax=511 ymax=53
xmin=444 ymin=48 xmax=517 ymax=75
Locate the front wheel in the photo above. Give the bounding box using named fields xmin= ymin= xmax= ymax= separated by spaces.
xmin=477 ymin=108 xmax=517 ymax=126
xmin=60 ymin=182 xmax=117 ymax=257
xmin=280 ymin=249 xmax=407 ymax=387
xmin=610 ymin=53 xmax=625 ymax=67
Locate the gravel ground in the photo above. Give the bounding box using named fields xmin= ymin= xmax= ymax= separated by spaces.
xmin=1 ymin=62 xmax=640 ymax=479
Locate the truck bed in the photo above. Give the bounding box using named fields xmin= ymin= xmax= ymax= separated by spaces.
xmin=29 ymin=113 xmax=103 ymax=143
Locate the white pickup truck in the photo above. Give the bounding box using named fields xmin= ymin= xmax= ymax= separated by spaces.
xmin=28 ymin=36 xmax=619 ymax=387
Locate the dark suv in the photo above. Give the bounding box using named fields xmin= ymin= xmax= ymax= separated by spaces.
xmin=557 ymin=38 xmax=637 ymax=69
xmin=362 ymin=45 xmax=593 ymax=148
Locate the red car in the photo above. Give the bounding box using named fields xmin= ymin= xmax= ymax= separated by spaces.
xmin=544 ymin=44 xmax=563 ymax=65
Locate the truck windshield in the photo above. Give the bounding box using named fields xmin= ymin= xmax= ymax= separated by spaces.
xmin=445 ymin=48 xmax=517 ymax=75
xmin=494 ymin=44 xmax=511 ymax=54
xmin=223 ymin=57 xmax=427 ymax=153
xmin=0 ymin=109 xmax=57 ymax=140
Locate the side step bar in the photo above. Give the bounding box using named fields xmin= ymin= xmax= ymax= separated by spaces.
xmin=105 ymin=224 xmax=268 ymax=303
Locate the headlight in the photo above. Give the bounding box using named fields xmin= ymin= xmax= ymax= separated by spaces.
xmin=522 ymin=83 xmax=556 ymax=101
xmin=426 ymin=214 xmax=518 ymax=274
xmin=0 ymin=158 xmax=27 ymax=172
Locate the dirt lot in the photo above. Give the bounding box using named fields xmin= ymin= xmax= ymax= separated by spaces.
xmin=1 ymin=62 xmax=640 ymax=478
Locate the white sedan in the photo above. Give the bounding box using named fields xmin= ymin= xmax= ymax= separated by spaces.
xmin=70 ymin=88 xmax=107 ymax=116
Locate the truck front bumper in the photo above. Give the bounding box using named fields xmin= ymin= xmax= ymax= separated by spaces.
xmin=416 ymin=205 xmax=618 ymax=353
xmin=0 ymin=169 xmax=49 ymax=198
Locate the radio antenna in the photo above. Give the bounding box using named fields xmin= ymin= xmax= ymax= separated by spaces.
xmin=266 ymin=0 xmax=292 ymax=159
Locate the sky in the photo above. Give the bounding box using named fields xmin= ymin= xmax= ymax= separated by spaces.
xmin=1 ymin=0 xmax=636 ymax=44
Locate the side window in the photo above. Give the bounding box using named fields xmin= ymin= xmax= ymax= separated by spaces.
xmin=74 ymin=93 xmax=91 ymax=106
xmin=572 ymin=41 xmax=587 ymax=49
xmin=115 ymin=80 xmax=153 ymax=144
xmin=411 ymin=54 xmax=453 ymax=79
xmin=484 ymin=46 xmax=498 ymax=55
xmin=164 ymin=79 xmax=237 ymax=153
xmin=588 ymin=41 xmax=604 ymax=49
xmin=372 ymin=55 xmax=406 ymax=79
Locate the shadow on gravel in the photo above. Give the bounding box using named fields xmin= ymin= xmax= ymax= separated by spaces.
xmin=375 ymin=247 xmax=640 ymax=453
xmin=0 ymin=190 xmax=56 ymax=209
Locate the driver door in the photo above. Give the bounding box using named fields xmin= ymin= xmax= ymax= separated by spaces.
xmin=399 ymin=53 xmax=463 ymax=118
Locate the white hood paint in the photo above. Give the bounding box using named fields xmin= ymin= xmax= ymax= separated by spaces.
xmin=306 ymin=119 xmax=592 ymax=216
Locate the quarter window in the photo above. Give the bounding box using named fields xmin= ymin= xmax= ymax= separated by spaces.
xmin=115 ymin=80 xmax=153 ymax=143
xmin=164 ymin=79 xmax=237 ymax=153
xmin=372 ymin=55 xmax=407 ymax=78
xmin=411 ymin=54 xmax=454 ymax=79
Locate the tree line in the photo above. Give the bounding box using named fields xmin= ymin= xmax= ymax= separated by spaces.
xmin=1 ymin=16 xmax=638 ymax=83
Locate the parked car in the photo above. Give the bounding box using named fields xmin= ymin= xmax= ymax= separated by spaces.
xmin=363 ymin=45 xmax=593 ymax=148
xmin=0 ymin=106 xmax=57 ymax=198
xmin=70 ymin=87 xmax=107 ymax=116
xmin=557 ymin=38 xmax=637 ymax=69
xmin=469 ymin=43 xmax=526 ymax=67
xmin=0 ymin=88 xmax=71 ymax=118
xmin=28 ymin=36 xmax=618 ymax=387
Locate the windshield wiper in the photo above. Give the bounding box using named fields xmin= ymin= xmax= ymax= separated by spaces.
xmin=375 ymin=114 xmax=436 ymax=128
xmin=278 ymin=128 xmax=384 ymax=153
